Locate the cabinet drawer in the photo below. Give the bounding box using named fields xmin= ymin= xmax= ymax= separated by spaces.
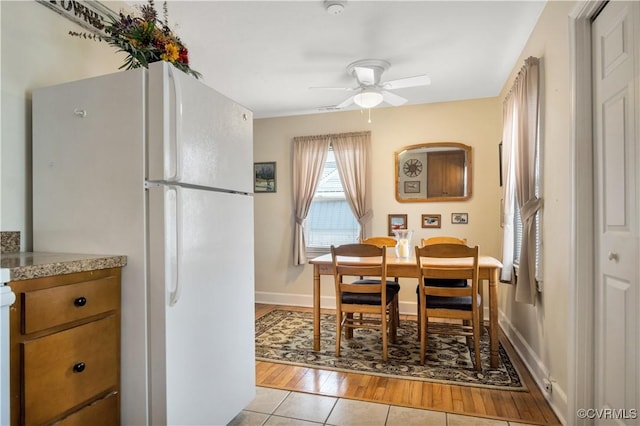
xmin=54 ymin=392 xmax=119 ymax=426
xmin=22 ymin=275 xmax=119 ymax=334
xmin=23 ymin=315 xmax=119 ymax=425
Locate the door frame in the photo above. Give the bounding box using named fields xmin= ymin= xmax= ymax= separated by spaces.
xmin=568 ymin=1 xmax=605 ymax=425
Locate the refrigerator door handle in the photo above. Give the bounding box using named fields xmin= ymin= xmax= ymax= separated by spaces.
xmin=166 ymin=65 xmax=183 ymax=183
xmin=165 ymin=185 xmax=182 ymax=306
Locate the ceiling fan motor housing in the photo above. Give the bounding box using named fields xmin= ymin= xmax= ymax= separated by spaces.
xmin=347 ymin=59 xmax=390 ymax=86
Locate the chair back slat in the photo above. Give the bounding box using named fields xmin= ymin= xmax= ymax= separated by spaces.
xmin=421 ymin=236 xmax=467 ymax=247
xmin=420 ymin=268 xmax=474 ymax=280
xmin=340 ymin=282 xmax=382 ymax=294
xmin=337 ymin=264 xmax=382 ymax=277
xmin=361 ymin=236 xmax=397 ymax=248
xmin=426 ymin=286 xmax=471 ymax=297
xmin=417 ymin=243 xmax=476 ymax=259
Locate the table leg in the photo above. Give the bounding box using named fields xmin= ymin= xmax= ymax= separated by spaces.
xmin=489 ymin=268 xmax=499 ymax=368
xmin=313 ymin=264 xmax=321 ymax=351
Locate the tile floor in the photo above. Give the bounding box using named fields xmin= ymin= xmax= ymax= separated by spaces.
xmin=228 ymin=387 xmax=536 ymax=426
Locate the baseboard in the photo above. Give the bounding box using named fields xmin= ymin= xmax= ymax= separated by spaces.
xmin=499 ymin=312 xmax=568 ymax=425
xmin=255 ymin=291 xmax=334 ymax=309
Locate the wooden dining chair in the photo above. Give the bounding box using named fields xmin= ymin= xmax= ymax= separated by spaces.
xmin=360 ymin=236 xmax=400 ymax=329
xmin=331 ymin=243 xmax=399 ymax=361
xmin=415 ymin=243 xmax=482 ymax=370
xmin=416 ymin=237 xmax=468 ymax=334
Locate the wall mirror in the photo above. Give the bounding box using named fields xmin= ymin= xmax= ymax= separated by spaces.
xmin=395 ymin=142 xmax=472 ymax=202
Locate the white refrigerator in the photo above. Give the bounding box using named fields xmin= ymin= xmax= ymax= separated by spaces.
xmin=32 ymin=62 xmax=255 ymax=426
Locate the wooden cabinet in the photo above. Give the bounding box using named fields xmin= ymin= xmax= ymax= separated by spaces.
xmin=9 ymin=268 xmax=121 ymax=425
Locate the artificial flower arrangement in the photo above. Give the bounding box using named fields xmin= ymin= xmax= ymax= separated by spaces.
xmin=70 ymin=0 xmax=202 ymax=79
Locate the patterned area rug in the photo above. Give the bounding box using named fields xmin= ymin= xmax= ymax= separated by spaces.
xmin=255 ymin=310 xmax=525 ymax=391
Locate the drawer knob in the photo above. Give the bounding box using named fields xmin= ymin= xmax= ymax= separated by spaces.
xmin=73 ymin=362 xmax=86 ymax=373
xmin=74 ymin=297 xmax=87 ymax=307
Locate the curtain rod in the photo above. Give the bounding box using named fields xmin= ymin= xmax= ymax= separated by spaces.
xmin=503 ymin=56 xmax=540 ymax=104
xmin=293 ymin=131 xmax=371 ymax=141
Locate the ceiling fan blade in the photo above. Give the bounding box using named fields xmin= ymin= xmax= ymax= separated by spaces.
xmin=336 ymin=95 xmax=355 ymax=109
xmin=381 ymin=90 xmax=408 ymax=106
xmin=353 ymin=66 xmax=376 ymax=85
xmin=308 ymin=86 xmax=356 ymax=91
xmin=382 ymin=74 xmax=431 ymax=90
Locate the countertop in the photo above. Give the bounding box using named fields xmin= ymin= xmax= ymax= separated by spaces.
xmin=0 ymin=252 xmax=127 ymax=282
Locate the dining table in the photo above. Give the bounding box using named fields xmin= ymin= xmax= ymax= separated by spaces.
xmin=309 ymin=250 xmax=504 ymax=368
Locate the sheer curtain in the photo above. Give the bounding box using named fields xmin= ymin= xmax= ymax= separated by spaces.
xmin=331 ymin=131 xmax=372 ymax=241
xmin=500 ymin=56 xmax=542 ymax=305
xmin=500 ymin=95 xmax=517 ymax=283
xmin=292 ymin=135 xmax=330 ymax=265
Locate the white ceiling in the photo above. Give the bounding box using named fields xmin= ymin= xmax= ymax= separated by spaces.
xmin=155 ymin=1 xmax=546 ymax=118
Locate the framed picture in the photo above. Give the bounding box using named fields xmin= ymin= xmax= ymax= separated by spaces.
xmin=388 ymin=214 xmax=408 ymax=236
xmin=404 ymin=181 xmax=421 ymax=193
xmin=421 ymin=214 xmax=441 ymax=229
xmin=451 ymin=213 xmax=469 ymax=224
xmin=254 ymin=162 xmax=276 ymax=193
xmin=499 ymin=142 xmax=503 ymax=187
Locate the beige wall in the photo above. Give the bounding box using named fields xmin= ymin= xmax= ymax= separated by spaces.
xmin=1 ymin=0 xmax=128 ymax=249
xmin=254 ymin=2 xmax=579 ymax=422
xmin=253 ymin=97 xmax=502 ymax=307
xmin=3 ymin=1 xmax=577 ymax=423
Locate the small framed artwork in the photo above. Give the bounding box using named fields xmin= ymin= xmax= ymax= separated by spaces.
xmin=451 ymin=213 xmax=469 ymax=224
xmin=499 ymin=142 xmax=503 ymax=187
xmin=388 ymin=214 xmax=408 ymax=236
xmin=254 ymin=162 xmax=276 ymax=193
xmin=421 ymin=214 xmax=441 ymax=229
xmin=404 ymin=181 xmax=421 ymax=193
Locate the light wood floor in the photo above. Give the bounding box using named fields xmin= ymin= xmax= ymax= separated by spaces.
xmin=255 ymin=304 xmax=561 ymax=425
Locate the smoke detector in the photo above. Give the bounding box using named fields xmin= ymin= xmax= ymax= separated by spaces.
xmin=325 ymin=1 xmax=345 ymax=15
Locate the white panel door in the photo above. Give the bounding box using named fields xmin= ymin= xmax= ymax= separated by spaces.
xmin=593 ymin=2 xmax=640 ymax=424
xmin=147 ymin=62 xmax=253 ymax=193
xmin=148 ymin=185 xmax=255 ymax=426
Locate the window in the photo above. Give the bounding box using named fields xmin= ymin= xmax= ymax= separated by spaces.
xmin=506 ymin=144 xmax=542 ymax=284
xmin=500 ymin=57 xmax=542 ymax=300
xmin=513 ymin=192 xmax=542 ymax=282
xmin=292 ymin=131 xmax=371 ymax=265
xmin=305 ymin=149 xmax=360 ymax=252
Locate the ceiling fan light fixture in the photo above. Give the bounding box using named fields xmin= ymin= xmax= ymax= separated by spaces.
xmin=353 ymin=89 xmax=383 ymax=109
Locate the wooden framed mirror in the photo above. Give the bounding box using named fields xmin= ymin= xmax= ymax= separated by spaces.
xmin=395 ymin=142 xmax=472 ymax=202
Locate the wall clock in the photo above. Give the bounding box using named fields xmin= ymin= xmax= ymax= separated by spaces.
xmin=403 ymin=159 xmax=423 ymax=177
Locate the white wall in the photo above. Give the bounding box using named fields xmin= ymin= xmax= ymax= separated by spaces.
xmin=1 ymin=0 xmax=128 ymax=250
xmin=253 ymin=98 xmax=502 ymax=310
xmin=496 ymin=1 xmax=577 ymax=423
xmin=1 ymin=1 xmax=139 ymax=423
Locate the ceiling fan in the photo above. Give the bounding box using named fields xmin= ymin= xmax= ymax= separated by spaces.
xmin=311 ymin=59 xmax=431 ymax=109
